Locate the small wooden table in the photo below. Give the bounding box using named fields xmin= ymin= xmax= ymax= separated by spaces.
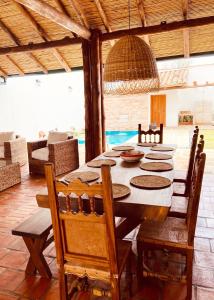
xmin=12 ymin=209 xmax=54 ymax=278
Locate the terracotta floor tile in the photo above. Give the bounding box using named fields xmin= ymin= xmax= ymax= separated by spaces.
xmin=0 ymin=269 xmax=26 ymax=291
xmin=0 ymin=250 xmax=29 ymax=270
xmin=194 ymin=237 xmax=211 ymax=252
xmin=0 ymin=292 xmax=19 ymax=300
xmin=193 ymin=266 xmax=214 ymax=288
xmin=196 ymin=286 xmax=214 ymax=300
xmin=195 ymin=251 xmax=214 ymax=268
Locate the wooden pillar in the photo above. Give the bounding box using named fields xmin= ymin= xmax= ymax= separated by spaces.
xmin=82 ymin=30 xmax=105 ymax=162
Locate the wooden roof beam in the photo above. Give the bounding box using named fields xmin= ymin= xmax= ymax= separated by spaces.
xmin=0 ymin=37 xmax=81 ymax=56
xmin=182 ymin=0 xmax=190 ymax=58
xmin=135 ymin=0 xmax=150 ymax=45
xmin=14 ymin=0 xmax=91 ymax=39
xmin=6 ymin=55 xmax=24 ymax=75
xmin=102 ymin=16 xmax=214 ymax=41
xmin=0 ymin=18 xmax=48 ymax=74
xmin=67 ymin=0 xmax=89 ymax=28
xmin=0 ymin=67 xmax=8 ymax=78
xmin=13 ymin=2 xmax=72 ymax=72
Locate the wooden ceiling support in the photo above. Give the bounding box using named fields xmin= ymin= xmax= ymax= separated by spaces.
xmin=6 ymin=55 xmax=24 ymax=75
xmin=14 ymin=0 xmax=91 ymax=40
xmin=135 ymin=0 xmax=150 ymax=45
xmin=82 ymin=30 xmax=104 ymax=162
xmin=0 ymin=18 xmax=48 ymax=74
xmin=14 ymin=2 xmax=72 ymax=72
xmin=67 ymin=0 xmax=89 ymax=28
xmin=102 ymin=15 xmax=214 ymax=41
xmin=182 ymin=0 xmax=190 ymax=58
xmin=0 ymin=37 xmax=81 ymax=56
xmin=0 ymin=67 xmax=8 ymax=78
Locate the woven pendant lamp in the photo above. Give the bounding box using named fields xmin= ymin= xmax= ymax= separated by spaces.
xmin=104 ymin=35 xmax=160 ymax=95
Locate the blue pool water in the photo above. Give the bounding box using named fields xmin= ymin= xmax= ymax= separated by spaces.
xmin=78 ymin=131 xmax=138 ymax=145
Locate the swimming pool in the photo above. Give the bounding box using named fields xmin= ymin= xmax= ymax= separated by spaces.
xmin=78 ymin=131 xmax=138 ymax=145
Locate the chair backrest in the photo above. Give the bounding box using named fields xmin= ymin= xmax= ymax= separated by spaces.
xmin=44 ymin=163 xmax=119 ymax=280
xmin=138 ymin=124 xmax=163 ymax=144
xmin=186 ymin=148 xmax=206 ymax=246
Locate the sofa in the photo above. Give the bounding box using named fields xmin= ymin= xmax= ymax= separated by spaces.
xmin=0 ymin=132 xmax=28 ymax=166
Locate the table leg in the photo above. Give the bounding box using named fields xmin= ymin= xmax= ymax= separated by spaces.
xmin=116 ymin=217 xmax=141 ymax=239
xmin=23 ymin=233 xmax=52 ymax=279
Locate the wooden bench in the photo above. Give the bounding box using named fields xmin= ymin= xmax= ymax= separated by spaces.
xmin=12 ymin=208 xmax=54 ymax=278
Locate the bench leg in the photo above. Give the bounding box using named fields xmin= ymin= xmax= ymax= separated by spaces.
xmin=23 ymin=232 xmax=52 ymax=279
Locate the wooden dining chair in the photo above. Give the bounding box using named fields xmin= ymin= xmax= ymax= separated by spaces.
xmin=45 ymin=163 xmax=132 ymax=300
xmin=137 ymin=151 xmax=206 ymax=300
xmin=173 ymin=129 xmax=202 ymax=198
xmin=170 ymin=136 xmax=204 ymax=219
xmin=138 ymin=124 xmax=163 ymax=144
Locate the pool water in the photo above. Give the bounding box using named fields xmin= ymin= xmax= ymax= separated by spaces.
xmin=78 ymin=131 xmax=138 ymax=145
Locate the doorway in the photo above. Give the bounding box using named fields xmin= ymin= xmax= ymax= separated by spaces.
xmin=150 ymin=95 xmax=166 ymax=126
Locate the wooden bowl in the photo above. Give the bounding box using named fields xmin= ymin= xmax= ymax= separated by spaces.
xmin=120 ymin=150 xmax=144 ymax=162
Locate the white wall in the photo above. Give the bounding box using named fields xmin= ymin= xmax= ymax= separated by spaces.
xmin=0 ymin=71 xmax=84 ymax=140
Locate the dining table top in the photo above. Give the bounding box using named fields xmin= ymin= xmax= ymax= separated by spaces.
xmin=68 ymin=143 xmax=176 ymax=208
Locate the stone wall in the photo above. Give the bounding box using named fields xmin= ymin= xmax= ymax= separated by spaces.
xmin=104 ymin=94 xmax=150 ymax=131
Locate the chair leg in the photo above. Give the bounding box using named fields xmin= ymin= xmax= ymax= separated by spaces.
xmin=137 ymin=240 xmax=143 ymax=288
xmin=125 ymin=252 xmax=132 ymax=297
xmin=186 ymin=249 xmax=193 ymax=300
xmin=59 ymin=270 xmax=68 ymax=300
xmin=111 ymin=278 xmax=120 ymax=300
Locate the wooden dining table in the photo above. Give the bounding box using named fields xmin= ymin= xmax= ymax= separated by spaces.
xmin=36 ymin=143 xmax=175 ymax=239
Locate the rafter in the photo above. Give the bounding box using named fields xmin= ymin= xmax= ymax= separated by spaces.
xmin=13 ymin=2 xmax=71 ymax=72
xmin=6 ymin=55 xmax=24 ymax=75
xmin=182 ymin=0 xmax=190 ymax=58
xmin=0 ymin=18 xmax=48 ymax=74
xmin=14 ymin=0 xmax=90 ymax=39
xmin=102 ymin=16 xmax=214 ymax=41
xmin=135 ymin=0 xmax=150 ymax=45
xmin=67 ymin=0 xmax=89 ymax=28
xmin=0 ymin=67 xmax=8 ymax=78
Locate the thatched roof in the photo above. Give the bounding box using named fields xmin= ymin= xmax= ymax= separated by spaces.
xmin=0 ymin=0 xmax=214 ymax=77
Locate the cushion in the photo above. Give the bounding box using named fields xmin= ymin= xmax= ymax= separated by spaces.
xmin=0 ymin=146 xmax=4 ymax=158
xmin=0 ymin=132 xmax=15 ymax=146
xmin=32 ymin=147 xmax=49 ymax=161
xmin=47 ymin=131 xmax=69 ymax=145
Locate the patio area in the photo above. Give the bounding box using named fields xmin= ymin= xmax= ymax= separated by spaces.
xmin=0 ymin=127 xmax=213 ymax=300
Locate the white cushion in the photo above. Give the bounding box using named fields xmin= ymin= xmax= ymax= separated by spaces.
xmin=0 ymin=132 xmax=15 ymax=146
xmin=0 ymin=146 xmax=4 ymax=158
xmin=47 ymin=131 xmax=69 ymax=145
xmin=32 ymin=147 xmax=49 ymax=161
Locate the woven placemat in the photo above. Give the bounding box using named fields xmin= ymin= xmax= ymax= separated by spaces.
xmin=87 ymin=159 xmax=116 ymax=168
xmin=130 ymin=175 xmax=171 ymax=190
xmin=137 ymin=142 xmax=157 ymax=147
xmin=64 ymin=171 xmax=100 ymax=183
xmin=96 ymin=183 xmax=131 ymax=200
xmin=103 ymin=151 xmax=121 ymax=157
xmin=112 ymin=145 xmax=134 ymax=151
xmin=145 ymin=153 xmax=172 ymax=160
xmin=151 ymin=146 xmax=175 ymax=152
xmin=140 ymin=162 xmax=173 ymax=172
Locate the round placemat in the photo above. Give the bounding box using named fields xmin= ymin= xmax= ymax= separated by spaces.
xmin=64 ymin=171 xmax=100 ymax=183
xmin=151 ymin=146 xmax=174 ymax=152
xmin=87 ymin=159 xmax=116 ymax=168
xmin=96 ymin=183 xmax=131 ymax=200
xmin=112 ymin=145 xmax=134 ymax=151
xmin=137 ymin=142 xmax=157 ymax=147
xmin=145 ymin=153 xmax=172 ymax=160
xmin=103 ymin=151 xmax=121 ymax=157
xmin=130 ymin=175 xmax=171 ymax=190
xmin=140 ymin=162 xmax=173 ymax=172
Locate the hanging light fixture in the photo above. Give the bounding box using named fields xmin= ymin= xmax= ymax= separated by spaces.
xmin=103 ymin=0 xmax=159 ymax=95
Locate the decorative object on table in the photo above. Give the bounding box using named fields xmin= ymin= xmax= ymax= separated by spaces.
xmin=138 ymin=124 xmax=163 ymax=144
xmin=130 ymin=175 xmax=171 ymax=190
xmin=137 ymin=142 xmax=157 ymax=147
xmin=150 ymin=146 xmax=174 ymax=152
xmin=120 ymin=150 xmax=144 ymax=163
xmin=103 ymin=151 xmax=121 ymax=157
xmin=63 ymin=171 xmax=100 ymax=183
xmin=112 ymin=145 xmax=134 ymax=151
xmin=103 ymin=0 xmax=159 ymax=95
xmin=95 ymin=183 xmax=131 ymax=200
xmin=140 ymin=162 xmax=173 ymax=172
xmin=87 ymin=159 xmax=116 ymax=168
xmin=145 ymin=153 xmax=172 ymax=160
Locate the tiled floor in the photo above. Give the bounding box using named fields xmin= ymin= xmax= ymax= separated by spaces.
xmin=0 ymin=134 xmax=214 ymax=299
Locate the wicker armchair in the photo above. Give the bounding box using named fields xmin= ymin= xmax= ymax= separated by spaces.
xmin=0 ymin=134 xmax=28 ymax=166
xmin=28 ymin=138 xmax=79 ymax=176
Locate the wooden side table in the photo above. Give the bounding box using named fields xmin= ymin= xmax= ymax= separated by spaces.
xmin=0 ymin=160 xmax=21 ymax=191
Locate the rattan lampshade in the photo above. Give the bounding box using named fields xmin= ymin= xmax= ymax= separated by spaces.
xmin=104 ymin=35 xmax=160 ymax=95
